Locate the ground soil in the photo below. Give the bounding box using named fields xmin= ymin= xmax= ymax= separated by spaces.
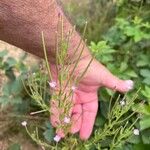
xmin=0 ymin=134 xmax=41 ymax=150
xmin=0 ymin=41 xmax=41 ymax=150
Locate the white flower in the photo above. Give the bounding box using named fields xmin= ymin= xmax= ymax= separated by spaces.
xmin=64 ymin=117 xmax=70 ymax=124
xmin=21 ymin=121 xmax=27 ymax=127
xmin=48 ymin=81 xmax=57 ymax=88
xmin=133 ymin=129 xmax=140 ymax=135
xmin=33 ymin=73 xmax=36 ymax=76
xmin=71 ymin=86 xmax=77 ymax=91
xmin=54 ymin=135 xmax=61 ymax=142
xmin=120 ymin=100 xmax=126 ymax=106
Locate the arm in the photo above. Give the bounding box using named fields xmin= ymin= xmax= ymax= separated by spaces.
xmin=0 ymin=0 xmax=90 ymax=62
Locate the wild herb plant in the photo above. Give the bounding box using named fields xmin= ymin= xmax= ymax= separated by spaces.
xmin=89 ymin=15 xmax=150 ymax=148
xmin=21 ymin=17 xmax=140 ymax=150
xmin=22 ymin=16 xmax=93 ymax=147
xmin=0 ymin=50 xmax=28 ymax=110
xmin=1 ymin=1 xmax=149 ymax=149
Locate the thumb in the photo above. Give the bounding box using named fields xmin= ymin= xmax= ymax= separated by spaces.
xmin=99 ymin=65 xmax=134 ymax=93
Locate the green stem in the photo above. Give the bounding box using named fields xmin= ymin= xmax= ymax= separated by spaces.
xmin=41 ymin=32 xmax=53 ymax=81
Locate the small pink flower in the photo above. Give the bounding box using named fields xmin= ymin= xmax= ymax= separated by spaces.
xmin=71 ymin=86 xmax=77 ymax=91
xmin=54 ymin=135 xmax=61 ymax=142
xmin=64 ymin=117 xmax=70 ymax=124
xmin=48 ymin=81 xmax=57 ymax=88
xmin=21 ymin=121 xmax=27 ymax=127
xmin=120 ymin=100 xmax=126 ymax=106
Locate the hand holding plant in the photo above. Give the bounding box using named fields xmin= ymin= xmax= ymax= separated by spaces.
xmin=40 ymin=17 xmax=135 ymax=141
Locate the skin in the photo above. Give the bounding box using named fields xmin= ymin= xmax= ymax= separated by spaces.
xmin=0 ymin=0 xmax=133 ymax=140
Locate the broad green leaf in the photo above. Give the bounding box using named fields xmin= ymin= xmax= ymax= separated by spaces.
xmin=116 ymin=144 xmax=133 ymax=150
xmin=140 ymin=69 xmax=150 ymax=77
xmin=0 ymin=50 xmax=8 ymax=58
xmin=45 ymin=121 xmax=53 ymax=129
xmin=141 ymin=86 xmax=150 ymax=99
xmin=11 ymin=78 xmax=23 ymax=95
xmin=16 ymin=62 xmax=28 ymax=73
xmin=2 ymin=82 xmax=12 ymax=96
xmin=124 ymin=26 xmax=137 ymax=37
xmin=116 ymin=18 xmax=129 ymax=29
xmin=2 ymin=78 xmax=23 ymax=96
xmin=43 ymin=121 xmax=54 ymax=142
xmin=5 ymin=68 xmax=16 ymax=80
xmin=100 ymin=55 xmax=114 ymax=63
xmin=90 ymin=41 xmax=115 ymax=55
xmin=142 ymin=130 xmax=150 ymax=144
xmin=137 ymin=55 xmax=150 ymax=67
xmin=142 ymin=22 xmax=150 ymax=28
xmin=133 ymin=143 xmax=150 ymax=150
xmin=43 ymin=129 xmax=54 ymax=142
xmin=132 ymin=104 xmax=150 ymax=115
xmin=103 ymin=26 xmax=126 ymax=46
xmin=134 ymin=31 xmax=145 ymax=42
xmin=128 ymin=134 xmax=141 ymax=144
xmin=133 ymin=16 xmax=142 ymax=25
xmin=6 ymin=57 xmax=17 ymax=68
xmin=143 ymin=77 xmax=150 ymax=85
xmin=137 ymin=60 xmax=149 ymax=67
xmin=140 ymin=116 xmax=150 ymax=130
xmin=0 ymin=96 xmax=9 ymax=108
xmin=125 ymin=70 xmax=138 ymax=78
xmin=120 ymin=62 xmax=128 ymax=72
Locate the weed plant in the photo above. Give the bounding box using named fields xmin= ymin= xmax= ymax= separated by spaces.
xmin=0 ymin=1 xmax=149 ymax=149
xmin=21 ymin=17 xmax=140 ymax=150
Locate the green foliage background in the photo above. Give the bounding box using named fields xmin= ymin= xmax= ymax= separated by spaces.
xmin=62 ymin=0 xmax=150 ymax=149
xmin=0 ymin=0 xmax=150 ymax=149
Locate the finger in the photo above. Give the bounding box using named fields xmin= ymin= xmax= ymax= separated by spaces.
xmin=50 ymin=90 xmax=74 ymax=138
xmin=56 ymin=101 xmax=73 ymax=138
xmin=80 ymin=100 xmax=98 ymax=140
xmin=56 ymin=129 xmax=65 ymax=138
xmin=100 ymin=67 xmax=134 ymax=92
xmin=50 ymin=100 xmax=60 ymax=127
xmin=50 ymin=98 xmax=71 ymax=138
xmin=71 ymin=104 xmax=82 ymax=134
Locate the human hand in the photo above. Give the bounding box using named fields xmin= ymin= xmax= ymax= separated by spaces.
xmin=49 ymin=56 xmax=134 ymax=140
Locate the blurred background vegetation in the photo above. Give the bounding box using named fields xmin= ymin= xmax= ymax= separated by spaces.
xmin=0 ymin=0 xmax=150 ymax=149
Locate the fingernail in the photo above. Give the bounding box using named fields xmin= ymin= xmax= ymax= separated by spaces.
xmin=125 ymin=80 xmax=134 ymax=90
